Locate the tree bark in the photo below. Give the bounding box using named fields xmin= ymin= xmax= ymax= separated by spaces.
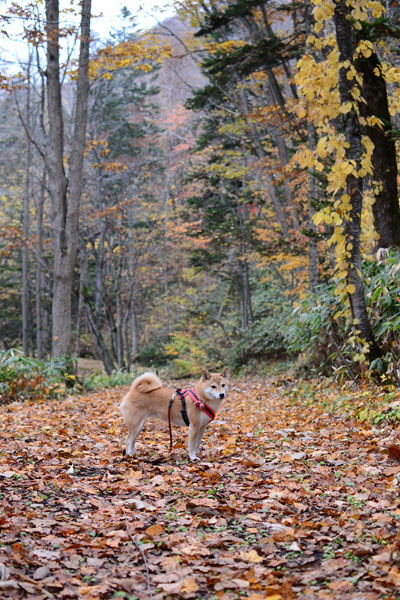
xmin=307 ymin=123 xmax=319 ymax=292
xmin=46 ymin=0 xmax=91 ymax=357
xmin=74 ymin=243 xmax=88 ymax=357
xmin=22 ymin=60 xmax=32 ymax=356
xmin=36 ymin=168 xmax=46 ymax=360
xmin=115 ymin=232 xmax=125 ymax=370
xmin=357 ymin=50 xmax=400 ymax=248
xmin=334 ymin=0 xmax=380 ymax=362
xmin=127 ymin=205 xmax=139 ymax=361
xmin=236 ymin=195 xmax=254 ymax=331
xmin=83 ymin=301 xmax=115 ymax=375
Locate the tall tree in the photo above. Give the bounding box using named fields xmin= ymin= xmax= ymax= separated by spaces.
xmin=46 ymin=0 xmax=91 ymax=357
xmin=333 ymin=0 xmax=381 ymax=361
xmin=21 ymin=53 xmax=33 ymax=356
xmin=357 ymin=43 xmax=400 ymax=248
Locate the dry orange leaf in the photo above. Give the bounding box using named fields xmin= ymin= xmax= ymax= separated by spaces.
xmin=181 ymin=577 xmax=200 ymax=593
xmin=145 ymin=523 xmax=164 ymax=537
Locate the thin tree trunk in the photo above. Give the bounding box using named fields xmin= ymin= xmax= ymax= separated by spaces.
xmin=131 ymin=305 xmax=139 ymax=360
xmin=74 ymin=243 xmax=87 ymax=357
xmin=36 ymin=168 xmax=46 ymax=360
xmin=83 ymin=302 xmax=115 ymax=375
xmin=22 ymin=60 xmax=32 ymax=356
xmin=115 ymin=233 xmax=124 ymax=370
xmin=237 ymin=195 xmax=254 ymax=330
xmin=127 ymin=205 xmax=139 ymax=361
xmin=308 ymin=123 xmax=319 ymax=292
xmin=237 ymin=88 xmax=291 ymax=239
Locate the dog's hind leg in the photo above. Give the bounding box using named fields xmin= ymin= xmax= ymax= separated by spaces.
xmin=126 ymin=414 xmax=147 ymax=456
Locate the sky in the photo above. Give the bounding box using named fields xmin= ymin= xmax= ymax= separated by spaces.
xmin=91 ymin=0 xmax=175 ymax=41
xmin=0 ymin=0 xmax=176 ymax=71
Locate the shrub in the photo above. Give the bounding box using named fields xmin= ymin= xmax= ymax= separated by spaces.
xmin=137 ymin=341 xmax=170 ymax=368
xmin=283 ymin=249 xmax=400 ymax=380
xmin=365 ymin=250 xmax=400 ymax=381
xmin=163 ymin=332 xmax=210 ymax=377
xmin=283 ymin=283 xmax=352 ymax=375
xmin=82 ymin=369 xmax=135 ymax=390
xmin=0 ymin=350 xmax=78 ymax=403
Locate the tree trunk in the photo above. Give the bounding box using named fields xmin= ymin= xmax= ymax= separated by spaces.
xmin=115 ymin=235 xmax=124 ymax=370
xmin=357 ymin=50 xmax=400 ymax=248
xmin=131 ymin=305 xmax=139 ymax=360
xmin=307 ymin=123 xmax=319 ymax=292
xmin=237 ymin=196 xmax=254 ymax=331
xmin=36 ymin=168 xmax=46 ymax=360
xmin=46 ymin=0 xmax=91 ymax=357
xmin=83 ymin=301 xmax=115 ymax=375
xmin=237 ymin=88 xmax=291 ymax=239
xmin=22 ymin=63 xmax=32 ymax=356
xmin=334 ymin=0 xmax=380 ymax=362
xmin=127 ymin=205 xmax=139 ymax=361
xmin=74 ymin=243 xmax=88 ymax=357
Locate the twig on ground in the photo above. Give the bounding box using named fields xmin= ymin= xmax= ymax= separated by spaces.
xmin=122 ymin=508 xmax=152 ymax=600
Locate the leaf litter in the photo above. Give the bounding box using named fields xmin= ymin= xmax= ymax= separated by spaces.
xmin=1 ymin=379 xmax=400 ymax=599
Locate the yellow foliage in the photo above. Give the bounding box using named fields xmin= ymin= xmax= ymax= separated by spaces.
xmin=89 ymin=37 xmax=172 ymax=81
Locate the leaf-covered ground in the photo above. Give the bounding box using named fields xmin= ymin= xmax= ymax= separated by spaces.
xmin=1 ymin=378 xmax=400 ymax=600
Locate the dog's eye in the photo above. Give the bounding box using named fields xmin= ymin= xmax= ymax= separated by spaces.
xmin=221 ymin=384 xmax=225 ymax=387
xmin=211 ymin=384 xmax=216 ymax=389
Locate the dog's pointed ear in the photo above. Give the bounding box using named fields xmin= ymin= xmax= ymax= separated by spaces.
xmin=221 ymin=366 xmax=229 ymax=378
xmin=202 ymin=369 xmax=210 ymax=381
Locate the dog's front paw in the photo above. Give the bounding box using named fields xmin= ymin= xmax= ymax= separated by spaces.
xmin=189 ymin=455 xmax=201 ymax=462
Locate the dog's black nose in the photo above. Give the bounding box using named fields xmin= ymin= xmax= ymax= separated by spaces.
xmin=219 ymin=393 xmax=225 ymax=399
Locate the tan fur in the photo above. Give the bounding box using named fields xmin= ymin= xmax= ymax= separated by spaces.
xmin=120 ymin=367 xmax=229 ymax=460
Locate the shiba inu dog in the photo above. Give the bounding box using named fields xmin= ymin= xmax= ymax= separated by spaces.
xmin=120 ymin=368 xmax=229 ymax=461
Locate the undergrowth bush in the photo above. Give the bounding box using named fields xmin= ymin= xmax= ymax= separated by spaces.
xmin=228 ymin=275 xmax=292 ymax=369
xmin=283 ymin=283 xmax=351 ymax=375
xmin=82 ymin=369 xmax=135 ymax=390
xmin=0 ymin=350 xmax=138 ymax=403
xmin=163 ymin=332 xmax=210 ymax=377
xmin=0 ymin=350 xmax=77 ymax=403
xmin=137 ymin=339 xmax=170 ymax=368
xmin=365 ymin=251 xmax=400 ymax=381
xmin=284 ymin=249 xmax=400 ymax=380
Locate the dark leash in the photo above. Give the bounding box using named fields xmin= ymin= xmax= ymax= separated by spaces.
xmin=167 ymin=388 xmax=216 ymax=452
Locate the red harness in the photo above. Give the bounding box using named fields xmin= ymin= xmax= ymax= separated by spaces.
xmin=168 ymin=388 xmax=216 ymax=452
xmin=180 ymin=388 xmax=216 ymax=421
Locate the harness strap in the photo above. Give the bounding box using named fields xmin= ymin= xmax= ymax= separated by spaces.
xmin=168 ymin=388 xmax=216 ymax=453
xmin=175 ymin=390 xmax=191 ymax=426
xmin=168 ymin=390 xmax=191 ymax=453
xmin=181 ymin=388 xmax=216 ymax=421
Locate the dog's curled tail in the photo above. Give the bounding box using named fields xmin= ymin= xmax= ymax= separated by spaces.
xmin=131 ymin=372 xmax=162 ymax=393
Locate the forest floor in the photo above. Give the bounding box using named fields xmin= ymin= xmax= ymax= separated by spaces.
xmin=1 ymin=376 xmax=400 ymax=600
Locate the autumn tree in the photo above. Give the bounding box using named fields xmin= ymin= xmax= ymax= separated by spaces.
xmin=76 ymin=23 xmax=170 ymax=371
xmin=332 ymin=0 xmax=381 ymax=361
xmin=294 ymin=0 xmax=400 ymax=370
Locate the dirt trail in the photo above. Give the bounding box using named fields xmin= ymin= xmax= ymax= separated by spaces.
xmin=0 ymin=379 xmax=399 ymax=599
